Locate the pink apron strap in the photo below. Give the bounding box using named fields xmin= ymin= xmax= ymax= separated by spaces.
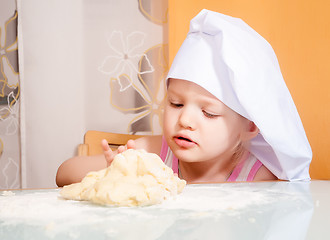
xmin=246 ymin=160 xmax=263 ymax=181
xmin=160 ymin=136 xmax=179 ymax=174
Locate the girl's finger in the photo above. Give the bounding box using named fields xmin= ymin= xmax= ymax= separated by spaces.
xmin=126 ymin=139 xmax=136 ymax=149
xmin=117 ymin=145 xmax=126 ymax=153
xmin=101 ymin=139 xmax=114 ymax=166
xmin=101 ymin=139 xmax=110 ymax=151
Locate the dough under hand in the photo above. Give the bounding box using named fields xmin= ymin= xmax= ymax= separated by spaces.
xmin=60 ymin=149 xmax=186 ymax=206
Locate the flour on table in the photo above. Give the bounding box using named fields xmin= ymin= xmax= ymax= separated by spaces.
xmin=60 ymin=149 xmax=186 ymax=206
xmin=1 ymin=191 xmax=15 ymax=196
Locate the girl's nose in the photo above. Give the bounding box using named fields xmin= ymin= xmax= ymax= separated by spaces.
xmin=178 ymin=107 xmax=196 ymax=130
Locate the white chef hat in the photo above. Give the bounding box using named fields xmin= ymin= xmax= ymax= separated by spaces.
xmin=167 ymin=9 xmax=312 ymax=180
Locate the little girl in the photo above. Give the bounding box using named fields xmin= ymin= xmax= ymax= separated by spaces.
xmin=56 ymin=9 xmax=312 ymax=186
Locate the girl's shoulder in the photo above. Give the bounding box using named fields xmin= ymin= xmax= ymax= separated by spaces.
xmin=253 ymin=165 xmax=278 ymax=181
xmin=246 ymin=153 xmax=278 ymax=181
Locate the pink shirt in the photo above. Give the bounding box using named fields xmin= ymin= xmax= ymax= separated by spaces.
xmin=159 ymin=137 xmax=263 ymax=182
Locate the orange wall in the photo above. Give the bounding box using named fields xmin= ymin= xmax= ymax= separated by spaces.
xmin=168 ymin=0 xmax=330 ymax=179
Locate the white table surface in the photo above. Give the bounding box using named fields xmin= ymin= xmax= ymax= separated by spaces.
xmin=0 ymin=180 xmax=329 ymax=240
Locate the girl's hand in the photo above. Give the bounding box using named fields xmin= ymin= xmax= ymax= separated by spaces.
xmin=101 ymin=139 xmax=136 ymax=166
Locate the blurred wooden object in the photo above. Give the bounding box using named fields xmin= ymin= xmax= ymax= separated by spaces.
xmin=78 ymin=130 xmax=145 ymax=156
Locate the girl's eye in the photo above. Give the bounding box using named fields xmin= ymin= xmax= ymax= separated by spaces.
xmin=170 ymin=102 xmax=183 ymax=108
xmin=203 ymin=110 xmax=220 ymax=118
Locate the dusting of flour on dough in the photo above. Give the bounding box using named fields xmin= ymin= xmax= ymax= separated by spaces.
xmin=60 ymin=149 xmax=186 ymax=206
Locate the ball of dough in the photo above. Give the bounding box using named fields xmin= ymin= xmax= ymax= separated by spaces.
xmin=60 ymin=149 xmax=186 ymax=206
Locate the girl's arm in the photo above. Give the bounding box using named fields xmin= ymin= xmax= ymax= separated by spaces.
xmin=55 ymin=154 xmax=107 ymax=187
xmin=55 ymin=135 xmax=162 ymax=187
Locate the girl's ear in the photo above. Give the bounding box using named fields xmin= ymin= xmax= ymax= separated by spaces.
xmin=241 ymin=121 xmax=259 ymax=141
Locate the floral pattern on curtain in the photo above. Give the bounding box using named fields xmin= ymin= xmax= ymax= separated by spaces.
xmin=0 ymin=1 xmax=20 ymax=189
xmin=4 ymin=0 xmax=167 ymax=189
xmin=99 ymin=0 xmax=168 ymax=134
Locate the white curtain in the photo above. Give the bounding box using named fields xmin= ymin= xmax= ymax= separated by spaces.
xmin=15 ymin=0 xmax=168 ymax=189
xmin=0 ymin=0 xmax=20 ymax=189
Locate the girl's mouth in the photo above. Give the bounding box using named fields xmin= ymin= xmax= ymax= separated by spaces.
xmin=174 ymin=136 xmax=196 ymax=148
xmin=178 ymin=136 xmax=192 ymax=142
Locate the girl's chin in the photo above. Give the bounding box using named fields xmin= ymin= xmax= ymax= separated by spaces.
xmin=172 ymin=149 xmax=202 ymax=163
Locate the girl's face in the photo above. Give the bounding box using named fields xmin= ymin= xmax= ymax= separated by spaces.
xmin=163 ymin=79 xmax=251 ymax=164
